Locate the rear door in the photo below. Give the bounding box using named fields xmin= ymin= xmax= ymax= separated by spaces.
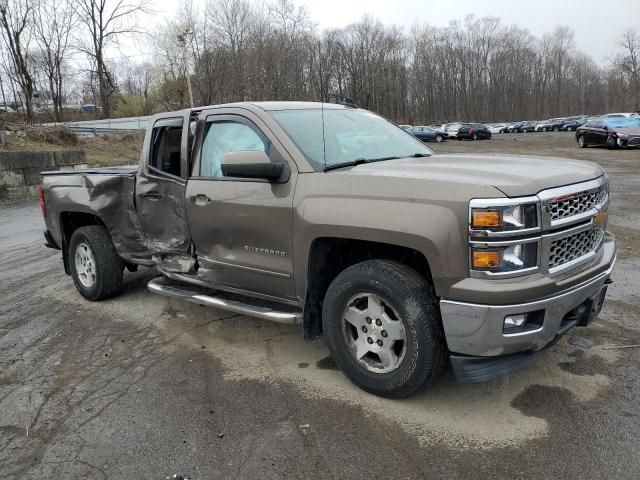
xmin=136 ymin=112 xmax=194 ymax=264
xmin=185 ymin=109 xmax=298 ymax=301
xmin=590 ymin=120 xmax=607 ymax=145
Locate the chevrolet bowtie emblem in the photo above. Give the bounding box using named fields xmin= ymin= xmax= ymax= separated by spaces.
xmin=594 ymin=210 xmax=607 ymax=226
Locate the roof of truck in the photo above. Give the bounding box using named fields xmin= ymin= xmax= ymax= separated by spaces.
xmin=191 ymin=101 xmax=352 ymax=112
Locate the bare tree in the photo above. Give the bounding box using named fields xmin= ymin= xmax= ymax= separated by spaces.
xmin=32 ymin=0 xmax=76 ymax=121
xmin=140 ymin=2 xmax=633 ymax=123
xmin=615 ymin=28 xmax=640 ymax=111
xmin=74 ymin=0 xmax=148 ymax=118
xmin=0 ymin=0 xmax=35 ymax=121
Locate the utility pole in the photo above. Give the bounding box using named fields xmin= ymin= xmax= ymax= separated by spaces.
xmin=177 ymin=31 xmax=194 ymax=108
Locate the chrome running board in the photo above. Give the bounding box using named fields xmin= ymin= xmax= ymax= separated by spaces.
xmin=147 ymin=276 xmax=303 ymax=325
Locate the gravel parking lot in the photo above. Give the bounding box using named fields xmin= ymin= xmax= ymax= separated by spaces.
xmin=1 ymin=132 xmax=639 ymax=479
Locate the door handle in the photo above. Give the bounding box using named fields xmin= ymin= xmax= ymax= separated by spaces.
xmin=138 ymin=191 xmax=163 ymax=200
xmin=190 ymin=194 xmax=212 ymax=206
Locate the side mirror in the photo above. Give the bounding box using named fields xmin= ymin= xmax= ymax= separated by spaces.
xmin=220 ymin=151 xmax=287 ymax=182
xmin=603 ymin=125 xmax=608 ymax=131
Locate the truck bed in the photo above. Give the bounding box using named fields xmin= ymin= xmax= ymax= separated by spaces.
xmin=41 ymin=165 xmax=138 ymax=177
xmin=41 ymin=165 xmax=150 ymax=263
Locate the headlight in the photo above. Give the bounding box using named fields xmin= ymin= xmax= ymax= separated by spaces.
xmin=470 ymin=241 xmax=538 ymax=273
xmin=469 ymin=197 xmax=541 ymax=277
xmin=470 ymin=200 xmax=539 ymax=235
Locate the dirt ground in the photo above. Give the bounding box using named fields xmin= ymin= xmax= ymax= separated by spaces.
xmin=1 ymin=132 xmax=639 ymax=479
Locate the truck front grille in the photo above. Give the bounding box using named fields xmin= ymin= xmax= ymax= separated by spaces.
xmin=548 ymin=185 xmax=607 ymax=222
xmin=549 ymin=227 xmax=604 ymax=269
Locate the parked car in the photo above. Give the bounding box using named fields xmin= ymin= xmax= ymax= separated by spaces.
xmin=398 ymin=124 xmax=412 ymax=131
xmin=520 ymin=121 xmax=538 ymax=133
xmin=576 ymin=116 xmax=640 ymax=149
xmin=457 ymin=123 xmax=491 ymax=140
xmin=547 ymin=118 xmax=568 ymax=132
xmin=600 ymin=113 xmax=635 ymax=118
xmin=40 ymin=100 xmax=616 ymax=397
xmin=408 ymin=126 xmax=447 ymax=142
xmin=444 ymin=122 xmax=463 ymax=138
xmin=560 ymin=116 xmax=589 ymax=131
xmin=536 ymin=118 xmax=565 ymax=132
xmin=82 ymin=104 xmax=97 ymax=112
xmin=487 ymin=123 xmax=507 ymax=134
xmin=509 ymin=121 xmax=527 ymax=133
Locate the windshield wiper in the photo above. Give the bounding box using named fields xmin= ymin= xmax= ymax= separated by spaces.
xmin=324 ymin=153 xmax=429 ymax=172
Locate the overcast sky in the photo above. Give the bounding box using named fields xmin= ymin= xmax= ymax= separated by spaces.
xmin=146 ymin=0 xmax=639 ymax=65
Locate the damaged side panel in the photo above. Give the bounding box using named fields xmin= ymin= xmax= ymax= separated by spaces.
xmin=42 ymin=169 xmax=152 ymax=263
xmin=135 ymin=173 xmax=192 ymax=260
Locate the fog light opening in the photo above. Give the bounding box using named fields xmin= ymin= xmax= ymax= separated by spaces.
xmin=503 ymin=310 xmax=545 ymax=334
xmin=504 ymin=314 xmax=527 ymax=328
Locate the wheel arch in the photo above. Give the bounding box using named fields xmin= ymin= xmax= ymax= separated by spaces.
xmin=302 ymin=237 xmax=435 ymax=341
xmin=59 ymin=211 xmax=108 ymax=274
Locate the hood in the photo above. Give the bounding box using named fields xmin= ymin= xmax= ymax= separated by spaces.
xmin=615 ymin=127 xmax=640 ymax=136
xmin=340 ymin=153 xmax=604 ymax=197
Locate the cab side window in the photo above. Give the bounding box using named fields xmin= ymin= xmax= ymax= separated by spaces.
xmin=200 ymin=120 xmax=269 ymax=178
xmin=150 ymin=120 xmax=183 ymax=177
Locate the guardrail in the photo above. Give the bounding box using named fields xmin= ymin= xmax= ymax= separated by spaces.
xmin=42 ymin=115 xmax=151 ymax=134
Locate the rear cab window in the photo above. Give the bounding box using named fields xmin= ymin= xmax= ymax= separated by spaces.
xmin=149 ymin=117 xmax=184 ymax=178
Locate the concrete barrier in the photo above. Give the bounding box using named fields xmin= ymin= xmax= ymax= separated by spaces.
xmin=0 ymin=149 xmax=87 ymax=200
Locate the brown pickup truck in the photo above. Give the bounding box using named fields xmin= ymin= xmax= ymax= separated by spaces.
xmin=40 ymin=102 xmax=616 ymax=397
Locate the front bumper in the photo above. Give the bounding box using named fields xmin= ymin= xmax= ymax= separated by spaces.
xmin=440 ymin=247 xmax=615 ymax=361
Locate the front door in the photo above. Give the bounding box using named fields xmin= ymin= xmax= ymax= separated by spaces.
xmin=185 ymin=111 xmax=297 ymax=301
xmin=136 ymin=113 xmax=193 ymax=263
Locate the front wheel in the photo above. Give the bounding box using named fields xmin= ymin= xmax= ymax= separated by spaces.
xmin=322 ymin=260 xmax=447 ymax=398
xmin=577 ymin=135 xmax=587 ymax=148
xmin=69 ymin=225 xmax=124 ymax=301
xmin=606 ymin=135 xmax=618 ymax=149
xmin=472 ymin=133 xmax=478 ymax=140
xmin=553 ymin=127 xmax=560 ymax=132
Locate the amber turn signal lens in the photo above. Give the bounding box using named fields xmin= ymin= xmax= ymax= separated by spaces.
xmin=472 ymin=250 xmax=502 ymax=269
xmin=472 ymin=210 xmax=502 ymax=228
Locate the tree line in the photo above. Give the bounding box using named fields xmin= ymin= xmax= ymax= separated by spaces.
xmin=1 ymin=0 xmax=639 ymax=124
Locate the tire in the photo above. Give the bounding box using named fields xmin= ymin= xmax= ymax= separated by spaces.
xmin=69 ymin=225 xmax=124 ymax=301
xmin=472 ymin=133 xmax=478 ymax=140
xmin=577 ymin=135 xmax=587 ymax=148
xmin=606 ymin=135 xmax=618 ymax=150
xmin=553 ymin=127 xmax=559 ymax=132
xmin=435 ymin=135 xmax=443 ymax=143
xmin=322 ymin=260 xmax=447 ymax=398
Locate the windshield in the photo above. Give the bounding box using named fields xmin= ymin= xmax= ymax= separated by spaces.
xmin=605 ymin=117 xmax=640 ymax=129
xmin=269 ymin=108 xmax=433 ymax=170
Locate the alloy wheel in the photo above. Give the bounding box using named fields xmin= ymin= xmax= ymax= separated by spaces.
xmin=341 ymin=293 xmax=407 ymax=373
xmin=75 ymin=242 xmax=96 ymax=288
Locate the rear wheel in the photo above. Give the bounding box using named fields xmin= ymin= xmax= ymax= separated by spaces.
xmin=435 ymin=134 xmax=443 ymax=143
xmin=69 ymin=226 xmax=123 ymax=301
xmin=577 ymin=135 xmax=587 ymax=148
xmin=322 ymin=260 xmax=447 ymax=398
xmin=553 ymin=126 xmax=560 ymax=132
xmin=472 ymin=133 xmax=478 ymax=141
